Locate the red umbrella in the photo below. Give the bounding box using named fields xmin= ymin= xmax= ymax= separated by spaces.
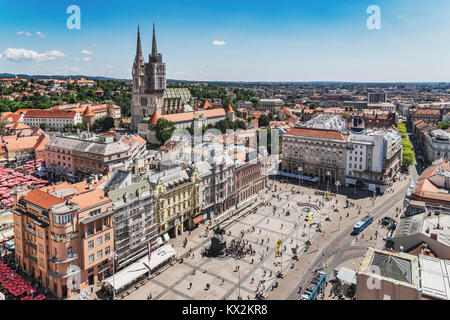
xmin=21 ymin=296 xmax=32 ymax=300
xmin=34 ymin=294 xmax=45 ymax=300
xmin=26 ymin=287 xmax=36 ymax=295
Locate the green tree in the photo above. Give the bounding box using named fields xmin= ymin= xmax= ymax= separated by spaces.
xmin=93 ymin=116 xmax=115 ymax=132
xmin=39 ymin=123 xmax=48 ymax=131
xmin=437 ymin=120 xmax=450 ymax=130
xmin=150 ymin=118 xmax=176 ymax=145
xmin=258 ymin=114 xmax=270 ymax=127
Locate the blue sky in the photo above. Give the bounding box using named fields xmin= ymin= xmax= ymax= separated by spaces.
xmin=0 ymin=0 xmax=449 ymax=82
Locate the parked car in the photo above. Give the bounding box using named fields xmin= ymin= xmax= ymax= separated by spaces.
xmin=381 ymin=216 xmax=393 ymax=226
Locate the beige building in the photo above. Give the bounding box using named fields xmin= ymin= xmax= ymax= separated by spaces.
xmin=150 ymin=168 xmax=202 ymax=237
xmin=258 ymin=98 xmax=284 ymax=113
xmin=281 ymin=127 xmax=349 ymax=184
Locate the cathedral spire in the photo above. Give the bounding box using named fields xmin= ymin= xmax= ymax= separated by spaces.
xmin=136 ymin=25 xmax=143 ymax=58
xmin=151 ymin=22 xmax=158 ymax=57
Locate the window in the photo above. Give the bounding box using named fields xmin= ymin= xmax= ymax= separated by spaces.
xmin=88 ymin=254 xmax=94 ymax=263
xmin=39 ymin=258 xmax=44 ymax=268
xmin=105 ymin=246 xmax=110 ymax=255
xmin=38 ymin=229 xmax=43 ymax=239
xmin=88 ymin=240 xmax=94 ymax=249
xmin=39 ymin=244 xmax=44 ymax=253
xmin=97 ymin=250 xmax=103 ymax=259
xmin=97 ymin=236 xmax=102 ymax=246
xmin=68 ymin=247 xmax=72 ymax=256
xmin=67 ymin=232 xmax=72 ymax=241
xmin=105 ymin=233 xmax=110 ymax=242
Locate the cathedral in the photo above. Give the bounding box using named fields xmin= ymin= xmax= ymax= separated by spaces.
xmin=131 ymin=24 xmax=193 ymax=131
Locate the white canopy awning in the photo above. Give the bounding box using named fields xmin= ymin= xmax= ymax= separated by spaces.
xmin=0 ymin=229 xmax=14 ymax=240
xmin=155 ymin=237 xmax=164 ymax=246
xmin=105 ymin=261 xmax=148 ymax=292
xmin=163 ymin=233 xmax=170 ymax=242
xmin=337 ymin=267 xmax=357 ymax=285
xmin=144 ymin=244 xmax=176 ymax=271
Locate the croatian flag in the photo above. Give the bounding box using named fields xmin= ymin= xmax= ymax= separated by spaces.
xmin=147 ymin=242 xmax=152 ymax=263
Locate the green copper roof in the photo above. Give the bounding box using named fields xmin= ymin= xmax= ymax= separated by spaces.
xmin=163 ymin=88 xmax=191 ymax=103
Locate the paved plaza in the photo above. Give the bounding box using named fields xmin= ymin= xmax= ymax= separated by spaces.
xmin=118 ymin=176 xmax=394 ymax=300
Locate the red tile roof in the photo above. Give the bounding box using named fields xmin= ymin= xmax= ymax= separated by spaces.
xmin=285 ymin=127 xmax=349 ymax=141
xmin=23 ymin=109 xmax=77 ymax=119
xmin=22 ymin=189 xmax=65 ymax=210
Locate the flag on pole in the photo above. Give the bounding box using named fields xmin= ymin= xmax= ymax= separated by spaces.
xmin=147 ymin=242 xmax=152 ymax=263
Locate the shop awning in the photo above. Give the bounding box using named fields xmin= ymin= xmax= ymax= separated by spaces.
xmin=104 ymin=261 xmax=148 ymax=292
xmin=193 ymin=215 xmax=203 ymax=224
xmin=144 ymin=244 xmax=177 ymax=271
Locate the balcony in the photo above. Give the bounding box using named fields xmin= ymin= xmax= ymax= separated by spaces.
xmin=24 ymin=225 xmax=36 ymax=236
xmin=26 ymin=241 xmax=37 ymax=250
xmin=49 ymin=253 xmax=78 ymax=264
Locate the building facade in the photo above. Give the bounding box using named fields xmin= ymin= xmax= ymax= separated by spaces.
xmin=345 ymin=130 xmax=402 ymax=193
xmin=281 ymin=127 xmax=348 ymax=184
xmin=13 ymin=187 xmax=114 ymax=299
xmin=258 ymin=99 xmax=284 ymax=114
xmin=106 ymin=175 xmax=158 ymax=270
xmin=151 ymin=169 xmax=202 ymax=237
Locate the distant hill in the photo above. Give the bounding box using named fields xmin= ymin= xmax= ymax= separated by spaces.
xmin=0 ymin=73 xmax=131 ymax=82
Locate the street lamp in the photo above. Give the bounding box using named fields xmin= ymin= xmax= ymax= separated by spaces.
xmin=112 ymin=251 xmax=118 ymax=300
xmin=335 ymin=181 xmax=340 ymax=197
xmin=238 ymin=267 xmax=241 ymax=300
xmin=297 ymin=167 xmax=303 ymax=188
xmin=326 ymin=171 xmax=331 ymax=221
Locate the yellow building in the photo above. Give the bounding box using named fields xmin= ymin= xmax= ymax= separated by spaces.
xmin=152 ymin=168 xmax=202 ymax=237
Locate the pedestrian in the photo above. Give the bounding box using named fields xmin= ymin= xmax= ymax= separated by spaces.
xmin=189 ymin=282 xmax=192 ymax=289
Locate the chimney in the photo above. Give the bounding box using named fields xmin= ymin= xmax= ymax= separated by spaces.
xmin=430 ymin=233 xmax=438 ymax=240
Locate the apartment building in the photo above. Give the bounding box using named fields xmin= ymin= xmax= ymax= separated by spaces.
xmin=195 ymin=155 xmax=236 ymax=220
xmin=410 ymin=109 xmax=441 ymax=125
xmin=44 ymin=134 xmax=147 ymax=181
xmin=423 ymin=129 xmax=450 ymax=164
xmin=104 ymin=170 xmax=158 ymax=271
xmin=150 ymin=169 xmax=202 ymax=237
xmin=13 ymin=186 xmax=114 ymax=299
xmin=345 ymin=129 xmax=402 ymax=193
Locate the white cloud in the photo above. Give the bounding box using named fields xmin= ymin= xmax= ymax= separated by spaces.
xmin=397 ymin=14 xmax=408 ymax=19
xmin=75 ymin=58 xmax=80 ymax=62
xmin=0 ymin=48 xmax=65 ymax=62
xmin=16 ymin=31 xmax=24 ymax=35
xmin=81 ymin=50 xmax=92 ymax=55
xmin=105 ymin=65 xmax=113 ymax=69
xmin=81 ymin=57 xmax=91 ymax=62
xmin=25 ymin=32 xmax=32 ymax=37
xmin=36 ymin=31 xmax=46 ymax=38
xmin=212 ymin=40 xmax=227 ymax=46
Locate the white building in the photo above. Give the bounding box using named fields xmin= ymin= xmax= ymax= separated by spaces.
xmin=23 ymin=110 xmax=82 ymax=130
xmin=258 ymin=98 xmax=284 ymax=113
xmin=345 ymin=129 xmax=402 ymax=193
xmin=424 ymin=129 xmax=450 ymax=164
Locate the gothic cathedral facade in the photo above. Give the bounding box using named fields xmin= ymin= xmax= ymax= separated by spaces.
xmin=131 ymin=24 xmax=166 ymax=131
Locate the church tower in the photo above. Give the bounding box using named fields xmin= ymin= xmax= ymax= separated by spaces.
xmin=131 ymin=23 xmax=166 ymax=132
